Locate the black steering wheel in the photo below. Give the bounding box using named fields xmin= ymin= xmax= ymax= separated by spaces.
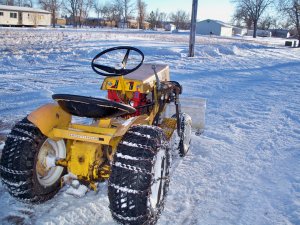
xmin=91 ymin=46 xmax=144 ymax=76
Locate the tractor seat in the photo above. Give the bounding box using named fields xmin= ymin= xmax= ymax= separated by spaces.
xmin=52 ymin=94 xmax=136 ymax=118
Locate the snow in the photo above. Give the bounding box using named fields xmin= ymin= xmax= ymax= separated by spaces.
xmin=116 ymin=153 xmax=139 ymax=161
xmin=65 ymin=184 xmax=89 ymax=198
xmin=0 ymin=27 xmax=300 ymax=225
xmin=109 ymin=183 xmax=140 ymax=194
xmin=127 ymin=131 xmax=152 ymax=139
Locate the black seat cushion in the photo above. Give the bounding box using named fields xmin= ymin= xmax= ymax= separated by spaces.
xmin=52 ymin=94 xmax=136 ymax=118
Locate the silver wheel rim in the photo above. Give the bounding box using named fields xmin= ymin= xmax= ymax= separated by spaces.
xmin=183 ymin=117 xmax=192 ymax=153
xmin=149 ymin=149 xmax=167 ymax=210
xmin=36 ymin=139 xmax=66 ymax=187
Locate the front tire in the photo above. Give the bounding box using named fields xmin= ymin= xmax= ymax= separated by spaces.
xmin=172 ymin=113 xmax=192 ymax=157
xmin=0 ymin=118 xmax=66 ymax=203
xmin=108 ymin=125 xmax=170 ymax=225
xmin=178 ymin=113 xmax=192 ymax=157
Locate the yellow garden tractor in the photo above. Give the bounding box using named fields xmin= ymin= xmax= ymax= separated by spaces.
xmin=0 ymin=46 xmax=194 ymax=225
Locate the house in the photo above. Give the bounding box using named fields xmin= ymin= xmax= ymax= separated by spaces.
xmin=118 ymin=19 xmax=149 ymax=29
xmin=246 ymin=29 xmax=272 ymax=37
xmin=0 ymin=5 xmax=51 ymax=27
xmin=66 ymin=16 xmax=85 ymax=27
xmin=55 ymin=18 xmax=66 ymax=27
xmin=196 ymin=19 xmax=234 ymax=37
xmin=270 ymin=29 xmax=290 ymax=38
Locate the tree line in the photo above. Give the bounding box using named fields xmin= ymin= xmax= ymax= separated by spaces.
xmin=1 ymin=0 xmax=190 ymax=29
xmin=232 ymin=0 xmax=300 ymax=46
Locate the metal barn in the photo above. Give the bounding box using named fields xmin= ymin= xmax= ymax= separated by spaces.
xmin=196 ymin=19 xmax=233 ymax=37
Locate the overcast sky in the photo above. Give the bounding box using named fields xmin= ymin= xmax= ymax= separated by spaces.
xmin=144 ymin=0 xmax=235 ymax=23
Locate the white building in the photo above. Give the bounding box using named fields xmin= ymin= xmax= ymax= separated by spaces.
xmin=165 ymin=23 xmax=176 ymax=32
xmin=246 ymin=29 xmax=272 ymax=37
xmin=196 ymin=19 xmax=233 ymax=37
xmin=233 ymin=27 xmax=248 ymax=36
xmin=271 ymin=29 xmax=290 ymax=38
xmin=0 ymin=5 xmax=51 ymax=26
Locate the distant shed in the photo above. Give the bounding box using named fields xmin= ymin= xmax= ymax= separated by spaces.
xmin=271 ymin=29 xmax=290 ymax=38
xmin=118 ymin=19 xmax=149 ymax=29
xmin=196 ymin=19 xmax=233 ymax=37
xmin=0 ymin=5 xmax=51 ymax=27
xmin=232 ymin=27 xmax=248 ymax=36
xmin=247 ymin=29 xmax=272 ymax=37
xmin=165 ymin=23 xmax=176 ymax=32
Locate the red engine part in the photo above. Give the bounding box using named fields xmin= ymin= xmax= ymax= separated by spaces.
xmin=107 ymin=90 xmax=147 ymax=116
xmin=108 ymin=90 xmax=120 ymax=103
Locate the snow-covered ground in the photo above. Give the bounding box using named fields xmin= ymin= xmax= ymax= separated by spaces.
xmin=0 ymin=28 xmax=299 ymax=225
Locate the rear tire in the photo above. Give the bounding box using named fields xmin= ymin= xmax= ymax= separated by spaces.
xmin=0 ymin=118 xmax=66 ymax=203
xmin=108 ymin=125 xmax=170 ymax=225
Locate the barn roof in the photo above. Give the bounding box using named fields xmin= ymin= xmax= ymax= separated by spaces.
xmin=197 ymin=19 xmax=234 ymax=28
xmin=0 ymin=5 xmax=51 ymax=14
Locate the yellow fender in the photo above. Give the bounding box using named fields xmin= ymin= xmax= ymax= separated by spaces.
xmin=27 ymin=103 xmax=71 ymax=137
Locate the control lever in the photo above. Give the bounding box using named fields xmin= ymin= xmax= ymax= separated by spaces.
xmin=152 ymin=65 xmax=161 ymax=91
xmin=174 ymin=89 xmax=181 ymax=136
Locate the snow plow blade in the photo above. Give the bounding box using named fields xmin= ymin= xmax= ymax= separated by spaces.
xmin=165 ymin=97 xmax=206 ymax=131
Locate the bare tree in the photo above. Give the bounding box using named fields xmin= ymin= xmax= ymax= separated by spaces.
xmin=78 ymin=0 xmax=93 ymax=26
xmin=0 ymin=0 xmax=14 ymax=6
xmin=23 ymin=0 xmax=33 ymax=7
xmin=233 ymin=0 xmax=272 ymax=37
xmin=94 ymin=0 xmax=103 ymax=27
xmin=169 ymin=10 xmax=190 ymax=30
xmin=39 ymin=0 xmax=62 ymax=27
xmin=277 ymin=0 xmax=300 ymax=46
xmin=64 ymin=0 xmax=93 ymax=27
xmin=157 ymin=11 xmax=167 ymax=28
xmin=258 ymin=15 xmax=276 ymax=29
xmin=232 ymin=6 xmax=252 ymax=29
xmin=147 ymin=10 xmax=157 ymax=29
xmin=123 ymin=0 xmax=134 ymax=25
xmin=110 ymin=0 xmax=123 ymax=24
xmin=113 ymin=0 xmax=134 ymax=27
xmin=147 ymin=9 xmax=168 ymax=29
xmin=278 ymin=19 xmax=292 ymax=29
xmin=0 ymin=0 xmax=39 ymax=8
xmin=136 ymin=0 xmax=146 ymax=29
xmin=12 ymin=0 xmax=33 ymax=7
xmin=102 ymin=2 xmax=122 ymax=27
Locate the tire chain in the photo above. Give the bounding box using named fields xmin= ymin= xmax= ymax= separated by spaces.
xmin=111 ymin=211 xmax=147 ymax=222
xmin=115 ymin=152 xmax=154 ymax=162
xmin=111 ymin=161 xmax=152 ymax=175
xmin=120 ymin=141 xmax=155 ymax=154
xmin=0 ymin=164 xmax=31 ymax=175
xmin=109 ymin=125 xmax=170 ymax=225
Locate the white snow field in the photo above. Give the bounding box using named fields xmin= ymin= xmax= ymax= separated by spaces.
xmin=0 ymin=28 xmax=299 ymax=225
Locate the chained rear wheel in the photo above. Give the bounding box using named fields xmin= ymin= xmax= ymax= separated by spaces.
xmin=108 ymin=125 xmax=170 ymax=225
xmin=0 ymin=118 xmax=66 ymax=203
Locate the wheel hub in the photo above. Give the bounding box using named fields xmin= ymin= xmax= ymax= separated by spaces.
xmin=36 ymin=139 xmax=66 ymax=187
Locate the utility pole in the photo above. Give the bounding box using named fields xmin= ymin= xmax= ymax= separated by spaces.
xmin=189 ymin=0 xmax=198 ymax=57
